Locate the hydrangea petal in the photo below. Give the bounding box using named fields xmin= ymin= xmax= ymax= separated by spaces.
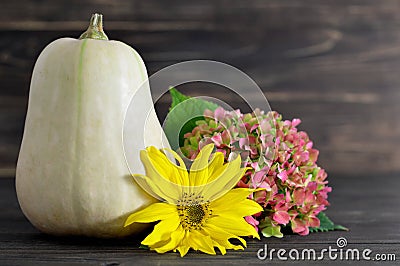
xmin=273 ymin=211 xmax=290 ymax=225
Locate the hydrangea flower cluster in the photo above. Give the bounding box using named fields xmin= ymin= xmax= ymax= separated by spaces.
xmin=180 ymin=107 xmax=331 ymax=237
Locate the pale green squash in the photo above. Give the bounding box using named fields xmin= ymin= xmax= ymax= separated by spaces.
xmin=16 ymin=14 xmax=165 ymax=237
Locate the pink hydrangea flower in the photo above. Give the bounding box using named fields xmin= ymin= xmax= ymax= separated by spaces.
xmin=181 ymin=107 xmax=331 ymax=236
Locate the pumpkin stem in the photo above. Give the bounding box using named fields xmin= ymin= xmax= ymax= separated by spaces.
xmin=79 ymin=13 xmax=109 ymax=40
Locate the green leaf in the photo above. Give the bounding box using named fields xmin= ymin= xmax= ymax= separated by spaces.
xmin=334 ymin=224 xmax=349 ymax=231
xmin=169 ymin=87 xmax=191 ymax=111
xmin=259 ymin=217 xmax=283 ymax=238
xmin=261 ymin=225 xmax=284 ymax=238
xmin=309 ymin=212 xmax=348 ymax=233
xmin=139 ymin=244 xmax=149 ymax=250
xmin=164 ymin=88 xmax=219 ymax=150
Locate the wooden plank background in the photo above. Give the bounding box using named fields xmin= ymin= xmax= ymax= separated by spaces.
xmin=1 ymin=0 xmax=400 ymax=177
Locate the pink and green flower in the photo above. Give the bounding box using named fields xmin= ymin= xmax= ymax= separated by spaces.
xmin=180 ymin=107 xmax=331 ymax=237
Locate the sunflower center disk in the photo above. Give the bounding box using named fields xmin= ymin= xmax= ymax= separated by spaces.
xmin=186 ymin=204 xmax=205 ymax=224
xmin=177 ymin=193 xmax=212 ymax=231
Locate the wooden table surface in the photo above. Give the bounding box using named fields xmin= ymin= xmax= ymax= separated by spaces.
xmin=1 ymin=174 xmax=398 ymax=265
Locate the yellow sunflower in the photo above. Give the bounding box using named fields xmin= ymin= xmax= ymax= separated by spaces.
xmin=124 ymin=144 xmax=262 ymax=256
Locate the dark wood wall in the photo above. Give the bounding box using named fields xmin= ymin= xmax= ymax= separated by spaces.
xmin=2 ymin=0 xmax=400 ymax=177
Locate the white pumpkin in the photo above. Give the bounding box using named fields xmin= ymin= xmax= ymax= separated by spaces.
xmin=16 ymin=14 xmax=166 ymax=237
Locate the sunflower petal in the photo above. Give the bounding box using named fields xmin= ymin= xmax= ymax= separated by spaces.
xmin=202 ymin=155 xmax=246 ymax=201
xmin=142 ymin=214 xmax=181 ymax=246
xmin=203 ymin=224 xmax=246 ymax=251
xmin=139 ymin=151 xmax=183 ymax=200
xmin=176 ymin=244 xmax=190 ymax=257
xmin=207 ymin=216 xmax=260 ymax=239
xmin=189 ymin=144 xmax=214 ymax=186
xmin=160 ymin=148 xmax=186 ymax=168
xmin=187 ymin=230 xmax=216 ymax=255
xmin=207 ymin=152 xmax=228 ymax=183
xmin=212 ymin=240 xmax=227 ymax=255
xmin=153 ymin=227 xmax=186 ymax=253
xmin=132 ymin=174 xmax=176 ymax=203
xmin=202 ymin=223 xmax=247 ymax=247
xmin=214 ymin=199 xmax=263 ymax=217
xmin=210 ymin=188 xmax=263 ymax=216
xmin=144 ymin=147 xmax=174 ymax=181
xmin=213 ymin=238 xmax=245 ymax=251
xmin=211 ymin=188 xmax=264 ymax=207
xmin=124 ymin=203 xmax=176 ymax=226
xmin=160 ymin=147 xmax=190 ymax=186
xmin=211 ymin=188 xmax=254 ymax=206
xmin=177 ymin=231 xmax=192 ymax=256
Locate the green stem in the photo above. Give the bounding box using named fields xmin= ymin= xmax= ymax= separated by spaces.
xmin=79 ymin=13 xmax=108 ymax=40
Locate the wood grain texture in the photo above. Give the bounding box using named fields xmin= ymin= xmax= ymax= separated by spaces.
xmin=1 ymin=0 xmax=400 ymax=176
xmin=0 ymin=173 xmax=399 ymax=264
